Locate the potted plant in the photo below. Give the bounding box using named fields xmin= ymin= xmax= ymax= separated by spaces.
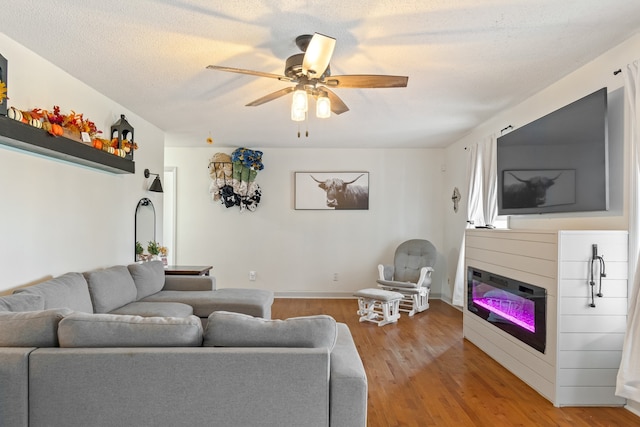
xmin=135 ymin=241 xmax=144 ymax=261
xmin=159 ymin=246 xmax=168 ymax=265
xmin=147 ymin=241 xmax=160 ymax=260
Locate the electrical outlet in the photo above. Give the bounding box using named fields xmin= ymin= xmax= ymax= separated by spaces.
xmin=332 ymin=273 xmax=339 ymax=281
xmin=249 ymin=271 xmax=256 ymax=281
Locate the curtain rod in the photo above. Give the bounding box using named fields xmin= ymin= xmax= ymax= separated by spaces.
xmin=501 ymin=125 xmax=513 ymax=134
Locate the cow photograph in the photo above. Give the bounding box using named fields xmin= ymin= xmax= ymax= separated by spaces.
xmin=295 ymin=172 xmax=369 ymax=210
xmin=502 ymin=169 xmax=575 ymax=209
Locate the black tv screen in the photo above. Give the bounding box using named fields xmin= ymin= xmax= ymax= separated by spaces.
xmin=497 ymin=87 xmax=609 ymax=215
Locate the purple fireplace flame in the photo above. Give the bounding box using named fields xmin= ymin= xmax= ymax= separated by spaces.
xmin=472 ymin=287 xmax=535 ymax=333
xmin=468 ymin=267 xmax=546 ymax=353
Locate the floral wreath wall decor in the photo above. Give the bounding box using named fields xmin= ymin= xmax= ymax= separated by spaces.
xmin=208 ymin=148 xmax=263 ymax=212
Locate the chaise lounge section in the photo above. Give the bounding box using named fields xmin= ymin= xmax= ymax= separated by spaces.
xmin=13 ymin=260 xmax=274 ymax=321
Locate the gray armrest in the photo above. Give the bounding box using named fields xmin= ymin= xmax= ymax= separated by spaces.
xmin=0 ymin=347 xmax=36 ymax=427
xmin=163 ymin=275 xmax=216 ymax=291
xmin=377 ymin=264 xmax=394 ymax=281
xmin=330 ymin=323 xmax=368 ymax=427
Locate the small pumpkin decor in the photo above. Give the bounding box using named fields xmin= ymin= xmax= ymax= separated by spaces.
xmin=4 ymin=104 xmax=139 ymax=158
xmin=208 ymin=148 xmax=263 ymax=212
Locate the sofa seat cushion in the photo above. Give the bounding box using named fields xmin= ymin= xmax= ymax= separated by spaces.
xmin=141 ymin=288 xmax=274 ymax=319
xmin=14 ymin=273 xmax=93 ymax=313
xmin=127 ymin=261 xmax=166 ymax=299
xmin=84 ymin=266 xmax=138 ymax=313
xmin=0 ymin=293 xmax=44 ymax=312
xmin=204 ymin=311 xmax=338 ymax=350
xmin=110 ymin=301 xmax=193 ymax=318
xmin=58 ymin=313 xmax=203 ymax=347
xmin=0 ymin=308 xmax=72 ymax=347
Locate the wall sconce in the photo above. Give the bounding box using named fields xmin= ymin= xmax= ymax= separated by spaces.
xmin=144 ymin=169 xmax=163 ymax=193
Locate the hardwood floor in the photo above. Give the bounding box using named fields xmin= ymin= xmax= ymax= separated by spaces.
xmin=272 ymin=298 xmax=640 ymax=427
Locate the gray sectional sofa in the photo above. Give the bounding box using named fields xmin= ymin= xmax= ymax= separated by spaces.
xmin=13 ymin=260 xmax=274 ymax=321
xmin=0 ymin=261 xmax=368 ymax=427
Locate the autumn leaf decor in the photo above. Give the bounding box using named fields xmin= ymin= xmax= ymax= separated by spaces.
xmin=5 ymin=103 xmax=139 ymax=157
xmin=0 ymin=81 xmax=6 ymax=103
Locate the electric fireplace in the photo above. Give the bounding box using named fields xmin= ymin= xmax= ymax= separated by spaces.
xmin=467 ymin=267 xmax=547 ymax=353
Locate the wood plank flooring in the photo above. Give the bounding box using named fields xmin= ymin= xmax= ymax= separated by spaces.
xmin=272 ymin=298 xmax=640 ymax=427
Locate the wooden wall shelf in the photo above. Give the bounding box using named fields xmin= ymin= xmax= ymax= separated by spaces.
xmin=0 ymin=116 xmax=135 ymax=174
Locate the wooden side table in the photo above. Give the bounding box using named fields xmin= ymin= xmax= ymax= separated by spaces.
xmin=163 ymin=265 xmax=213 ymax=276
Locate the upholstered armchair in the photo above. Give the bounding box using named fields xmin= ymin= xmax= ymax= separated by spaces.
xmin=376 ymin=239 xmax=436 ymax=316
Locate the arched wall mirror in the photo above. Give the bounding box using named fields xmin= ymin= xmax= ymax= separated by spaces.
xmin=135 ymin=198 xmax=156 ymax=260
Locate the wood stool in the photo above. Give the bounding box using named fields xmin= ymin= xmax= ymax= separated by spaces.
xmin=354 ymin=288 xmax=403 ymax=326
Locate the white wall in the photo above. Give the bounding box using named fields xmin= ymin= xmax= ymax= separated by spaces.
xmin=164 ymin=146 xmax=445 ymax=297
xmin=0 ymin=34 xmax=165 ymax=293
xmin=441 ymin=33 xmax=640 ymax=303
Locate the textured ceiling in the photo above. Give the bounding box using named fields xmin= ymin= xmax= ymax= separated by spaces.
xmin=2 ymin=0 xmax=640 ymax=148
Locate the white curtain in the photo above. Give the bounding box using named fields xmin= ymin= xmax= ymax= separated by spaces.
xmin=452 ymin=135 xmax=497 ymax=306
xmin=617 ymin=60 xmax=640 ymax=401
xmin=482 ymin=135 xmax=498 ymax=227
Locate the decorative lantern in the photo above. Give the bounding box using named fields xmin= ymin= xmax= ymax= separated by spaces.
xmin=0 ymin=54 xmax=7 ymax=116
xmin=111 ymin=114 xmax=135 ymax=160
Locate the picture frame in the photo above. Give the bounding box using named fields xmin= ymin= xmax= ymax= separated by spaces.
xmin=294 ymin=171 xmax=369 ymax=210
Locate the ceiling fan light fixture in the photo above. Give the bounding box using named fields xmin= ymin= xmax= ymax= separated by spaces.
xmin=316 ymin=93 xmax=331 ymax=119
xmin=292 ymin=88 xmax=308 ymax=113
xmin=291 ymin=105 xmax=306 ymax=121
xmin=291 ymin=87 xmax=308 ymax=121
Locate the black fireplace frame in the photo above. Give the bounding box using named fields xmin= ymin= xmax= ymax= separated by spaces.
xmin=467 ymin=267 xmax=547 ymax=353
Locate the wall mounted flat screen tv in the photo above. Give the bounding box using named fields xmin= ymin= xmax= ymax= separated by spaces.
xmin=497 ymin=87 xmax=608 ymax=215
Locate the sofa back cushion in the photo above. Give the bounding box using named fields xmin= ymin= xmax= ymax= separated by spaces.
xmin=127 ymin=261 xmax=166 ymax=299
xmin=0 ymin=308 xmax=72 ymax=347
xmin=58 ymin=313 xmax=203 ymax=347
xmin=83 ymin=266 xmax=138 ymax=313
xmin=0 ymin=293 xmax=44 ymax=312
xmin=14 ymin=273 xmax=93 ymax=313
xmin=204 ymin=311 xmax=338 ymax=350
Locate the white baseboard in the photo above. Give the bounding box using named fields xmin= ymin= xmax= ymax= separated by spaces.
xmin=274 ymin=291 xmax=357 ymax=299
xmin=625 ymin=399 xmax=640 ymax=417
xmin=274 ymin=292 xmax=452 ymax=302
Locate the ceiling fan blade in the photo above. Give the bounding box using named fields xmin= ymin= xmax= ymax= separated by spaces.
xmin=302 ymin=33 xmax=336 ymax=79
xmin=322 ymin=88 xmax=349 ymax=115
xmin=245 ymin=87 xmax=296 ymax=107
xmin=206 ymin=65 xmax=291 ymax=81
xmin=322 ymin=74 xmax=408 ymax=88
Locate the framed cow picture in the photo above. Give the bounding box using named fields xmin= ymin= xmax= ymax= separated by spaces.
xmin=294 ymin=171 xmax=369 ymax=210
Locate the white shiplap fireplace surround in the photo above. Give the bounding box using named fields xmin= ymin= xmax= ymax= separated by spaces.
xmin=464 ymin=229 xmax=628 ymax=407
